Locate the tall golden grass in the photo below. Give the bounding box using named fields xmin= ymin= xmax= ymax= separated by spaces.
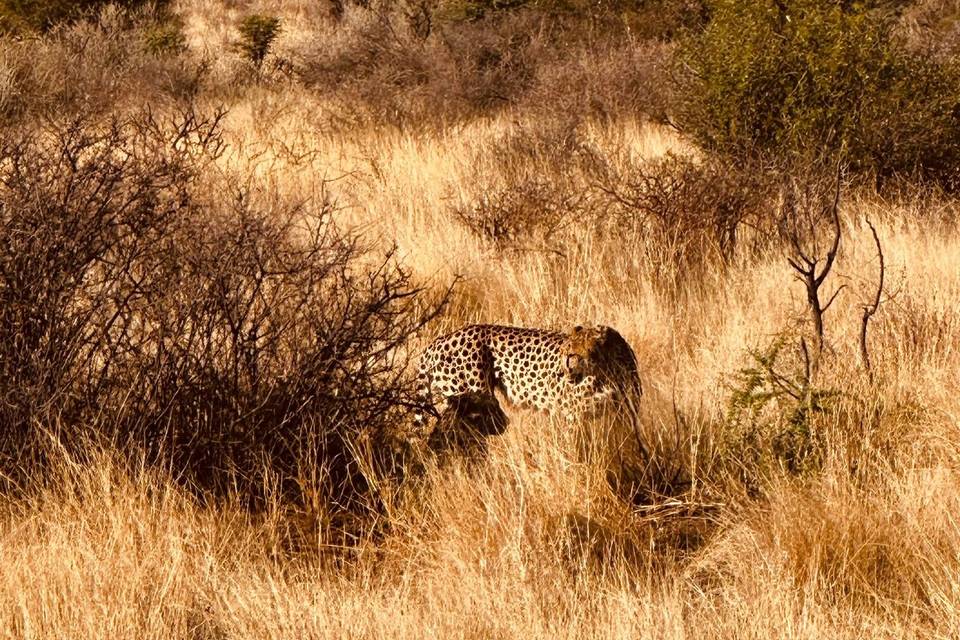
xmin=2 ymin=1 xmax=960 ymax=638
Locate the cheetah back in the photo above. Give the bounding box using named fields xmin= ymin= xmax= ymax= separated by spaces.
xmin=419 ymin=325 xmax=568 ymax=411
xmin=417 ymin=324 xmax=626 ymax=424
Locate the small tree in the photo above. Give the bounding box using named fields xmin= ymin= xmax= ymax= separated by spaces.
xmin=237 ymin=14 xmax=281 ymax=70
xmin=719 ymin=166 xmax=846 ymax=486
xmin=724 ymin=334 xmax=835 ymax=483
xmin=778 ymin=165 xmax=844 ymax=390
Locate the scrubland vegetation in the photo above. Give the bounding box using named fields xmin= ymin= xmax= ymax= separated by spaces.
xmin=2 ymin=0 xmax=960 ymax=637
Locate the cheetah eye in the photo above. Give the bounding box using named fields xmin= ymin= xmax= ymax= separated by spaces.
xmin=565 ymin=353 xmax=585 ymax=383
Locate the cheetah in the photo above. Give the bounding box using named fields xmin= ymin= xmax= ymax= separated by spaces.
xmin=414 ymin=324 xmax=643 ymax=429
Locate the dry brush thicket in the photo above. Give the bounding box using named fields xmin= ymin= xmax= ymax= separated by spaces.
xmin=2 ymin=0 xmax=960 ymax=638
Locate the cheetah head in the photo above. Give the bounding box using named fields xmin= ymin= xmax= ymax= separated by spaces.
xmin=563 ymin=325 xmax=643 ymax=398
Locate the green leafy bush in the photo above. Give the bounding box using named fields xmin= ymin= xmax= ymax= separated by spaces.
xmin=236 ymin=14 xmax=281 ymax=69
xmin=677 ymin=0 xmax=960 ymax=185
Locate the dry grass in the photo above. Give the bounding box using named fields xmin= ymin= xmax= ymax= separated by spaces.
xmin=3 ymin=1 xmax=960 ymax=638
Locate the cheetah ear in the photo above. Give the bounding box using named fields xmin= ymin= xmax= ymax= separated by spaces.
xmin=572 ymin=325 xmax=584 ymax=334
xmin=599 ymin=324 xmax=613 ymax=340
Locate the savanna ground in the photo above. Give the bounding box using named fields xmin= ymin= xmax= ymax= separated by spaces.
xmin=3 ymin=0 xmax=960 ymax=638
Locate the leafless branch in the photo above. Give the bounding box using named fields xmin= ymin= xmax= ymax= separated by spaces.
xmin=859 ymin=220 xmax=885 ymax=380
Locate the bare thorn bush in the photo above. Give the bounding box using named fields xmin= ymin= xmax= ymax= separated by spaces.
xmin=590 ymin=152 xmax=776 ymax=288
xmin=450 ymin=123 xmax=597 ymax=253
xmin=0 ymin=106 xmax=449 ymax=528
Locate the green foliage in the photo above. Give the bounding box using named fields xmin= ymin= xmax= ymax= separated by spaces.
xmin=677 ymin=0 xmax=960 ymax=185
xmin=722 ymin=335 xmax=837 ymax=486
xmin=0 ymin=0 xmax=163 ymax=33
xmin=142 ymin=19 xmax=186 ymax=57
xmin=236 ymin=14 xmax=281 ymax=69
xmin=0 ymin=0 xmax=95 ymax=32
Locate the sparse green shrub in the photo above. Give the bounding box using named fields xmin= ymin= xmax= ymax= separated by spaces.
xmin=236 ymin=14 xmax=281 ymax=69
xmin=677 ymin=0 xmax=960 ymax=185
xmin=142 ymin=18 xmax=186 ymax=57
xmin=722 ymin=334 xmax=837 ymax=490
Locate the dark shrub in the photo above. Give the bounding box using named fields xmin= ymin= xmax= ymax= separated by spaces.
xmin=0 ymin=109 xmax=220 ymax=478
xmin=439 ymin=0 xmax=530 ymax=20
xmin=677 ymin=0 xmax=960 ymax=185
xmin=440 ymin=0 xmax=705 ymax=24
xmin=519 ymin=36 xmax=673 ymax=124
xmin=0 ymin=0 xmax=166 ymax=32
xmin=298 ymin=3 xmax=672 ymax=129
xmin=298 ymin=6 xmax=541 ymax=128
xmin=0 ymin=108 xmax=447 ymax=517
